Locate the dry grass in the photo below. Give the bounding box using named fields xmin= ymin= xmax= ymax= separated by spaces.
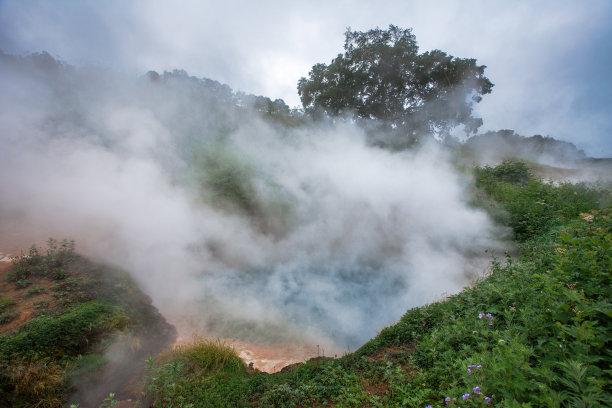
xmin=8 ymin=360 xmax=65 ymax=408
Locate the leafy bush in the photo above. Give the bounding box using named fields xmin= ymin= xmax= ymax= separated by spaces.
xmin=477 ymin=160 xmax=531 ymax=185
xmin=0 ymin=301 xmax=128 ymax=361
xmin=475 ymin=161 xmax=600 ymax=241
xmin=9 ymin=239 xmax=75 ymax=282
xmin=26 ymin=286 xmax=47 ymax=297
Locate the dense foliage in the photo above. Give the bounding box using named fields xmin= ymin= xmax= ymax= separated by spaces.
xmin=298 ymin=25 xmax=493 ymax=141
xmin=475 ymin=160 xmax=600 ymax=241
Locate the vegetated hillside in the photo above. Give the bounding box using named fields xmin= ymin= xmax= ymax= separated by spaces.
xmin=461 ymin=130 xmax=588 ymax=165
xmin=457 ymin=130 xmax=612 ymax=184
xmin=0 ymin=240 xmax=176 ymax=408
xmin=143 ymin=161 xmax=610 ymax=407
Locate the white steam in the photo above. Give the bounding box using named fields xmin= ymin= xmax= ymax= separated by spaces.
xmin=0 ymin=56 xmax=505 ymax=349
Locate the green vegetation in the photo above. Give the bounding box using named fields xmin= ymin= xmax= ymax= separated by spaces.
xmin=1 ymin=162 xmax=608 ymax=407
xmin=298 ymin=25 xmax=493 ymax=141
xmin=144 ymin=162 xmax=610 ymax=407
xmin=26 ymin=285 xmax=47 ymax=296
xmin=0 ymin=296 xmax=16 ymax=312
xmin=190 ymin=141 xmax=295 ymax=237
xmin=0 ymin=240 xmax=174 ymax=407
xmin=193 ymin=142 xmax=260 ymax=215
xmin=0 ymin=301 xmax=128 ymax=362
xmin=146 ymin=338 xmax=250 ymax=407
xmin=475 ymin=160 xmax=601 ymax=241
xmin=0 ymin=310 xmax=19 ymax=325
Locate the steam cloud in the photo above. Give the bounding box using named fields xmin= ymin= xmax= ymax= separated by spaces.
xmin=0 ymin=54 xmax=506 ymax=350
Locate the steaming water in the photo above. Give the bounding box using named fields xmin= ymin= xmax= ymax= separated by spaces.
xmin=0 ymin=55 xmax=507 ymax=353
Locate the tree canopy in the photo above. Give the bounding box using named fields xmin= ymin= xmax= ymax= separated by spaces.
xmin=298 ymin=25 xmax=493 ymax=141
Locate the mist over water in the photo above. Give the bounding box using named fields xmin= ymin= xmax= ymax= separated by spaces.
xmin=0 ymin=54 xmax=506 ymax=350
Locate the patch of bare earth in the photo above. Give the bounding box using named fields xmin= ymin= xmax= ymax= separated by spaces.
xmin=368 ymin=343 xmax=418 ymax=362
xmin=229 ymin=338 xmax=325 ymax=373
xmin=0 ymin=260 xmax=60 ymax=335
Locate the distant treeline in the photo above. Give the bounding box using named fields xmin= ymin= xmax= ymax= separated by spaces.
xmin=0 ymin=48 xmax=603 ymax=165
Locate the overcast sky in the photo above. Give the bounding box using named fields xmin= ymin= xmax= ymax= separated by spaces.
xmin=1 ymin=0 xmax=610 ymax=156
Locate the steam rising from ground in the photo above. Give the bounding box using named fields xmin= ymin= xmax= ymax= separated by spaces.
xmin=0 ymin=55 xmax=505 ymax=349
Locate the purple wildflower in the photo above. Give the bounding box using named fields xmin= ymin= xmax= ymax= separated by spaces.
xmin=473 ymin=386 xmax=481 ymax=395
xmin=484 ymin=396 xmax=491 ymax=404
xmin=486 ymin=313 xmax=493 ymax=320
xmin=468 ymin=364 xmax=476 ymax=368
xmin=467 ymin=368 xmax=472 ymax=374
xmin=445 ymin=397 xmax=451 ymax=404
xmin=478 ymin=313 xmax=485 ymax=319
xmin=476 ymin=365 xmax=483 ymax=370
xmin=425 ymin=406 xmax=432 ymax=408
xmin=463 ymin=393 xmax=470 ymax=400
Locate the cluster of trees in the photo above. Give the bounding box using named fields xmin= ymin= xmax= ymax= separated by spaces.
xmin=144 ymin=25 xmax=494 ymax=144
xmin=298 ymin=25 xmax=493 ymax=143
xmin=3 ymin=25 xmax=495 ymax=146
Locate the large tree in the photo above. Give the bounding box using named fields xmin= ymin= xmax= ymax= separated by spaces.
xmin=298 ymin=25 xmax=493 ymax=140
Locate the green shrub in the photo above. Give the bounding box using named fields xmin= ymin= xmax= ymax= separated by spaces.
xmin=0 ymin=301 xmax=128 ymax=361
xmin=26 ymin=286 xmax=47 ymax=297
xmin=10 ymin=239 xmax=75 ymax=282
xmin=475 ymin=161 xmax=600 ymax=241
xmin=0 ymin=296 xmax=16 ymax=312
xmin=16 ymin=279 xmax=32 ymax=288
xmin=0 ymin=310 xmax=19 ymax=324
xmin=479 ymin=160 xmax=531 ymax=185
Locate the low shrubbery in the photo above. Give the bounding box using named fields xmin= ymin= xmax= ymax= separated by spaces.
xmin=0 ymin=301 xmax=128 ymax=362
xmin=475 ymin=160 xmax=601 ymax=241
xmin=0 ymin=240 xmax=174 ymax=407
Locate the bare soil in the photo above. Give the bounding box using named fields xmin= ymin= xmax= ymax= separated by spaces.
xmin=0 ymin=262 xmax=60 ymax=335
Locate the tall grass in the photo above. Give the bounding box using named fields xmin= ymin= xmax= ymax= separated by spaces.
xmin=146 ymin=338 xmax=251 ymax=407
xmin=161 ymin=337 xmax=247 ymax=376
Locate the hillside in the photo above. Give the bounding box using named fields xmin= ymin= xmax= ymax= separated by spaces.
xmin=0 ymin=241 xmax=175 ymax=407
xmin=132 ymin=162 xmax=609 ymax=407
xmin=143 ymin=162 xmax=610 ymax=407
xmin=457 ymin=130 xmax=612 ymax=184
xmin=0 ymin=49 xmax=610 ymax=408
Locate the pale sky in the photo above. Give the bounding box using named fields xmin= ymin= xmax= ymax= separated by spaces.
xmin=1 ymin=0 xmax=610 ymax=156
